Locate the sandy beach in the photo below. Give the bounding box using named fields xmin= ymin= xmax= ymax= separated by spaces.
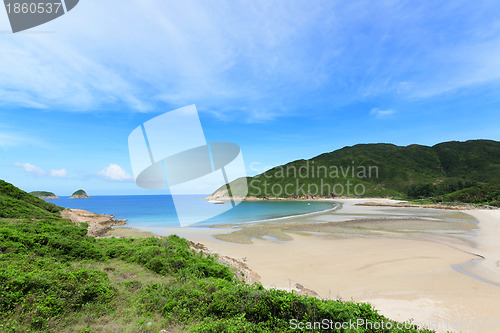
xmin=108 ymin=199 xmax=500 ymax=333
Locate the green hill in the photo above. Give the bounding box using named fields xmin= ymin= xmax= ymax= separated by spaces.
xmin=0 ymin=180 xmax=433 ymax=332
xmin=0 ymin=180 xmax=63 ymax=219
xmin=29 ymin=191 xmax=59 ymax=199
xmin=70 ymin=189 xmax=90 ymax=199
xmin=72 ymin=189 xmax=86 ymax=196
xmin=212 ymin=139 xmax=500 ymax=205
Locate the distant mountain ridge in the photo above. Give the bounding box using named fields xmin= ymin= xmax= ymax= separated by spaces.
xmin=210 ymin=139 xmax=500 ymax=205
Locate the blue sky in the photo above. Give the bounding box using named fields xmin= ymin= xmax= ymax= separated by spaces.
xmin=1 ymin=1 xmax=500 ymax=195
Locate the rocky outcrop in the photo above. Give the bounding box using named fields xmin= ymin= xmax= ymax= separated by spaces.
xmin=189 ymin=241 xmax=261 ymax=284
xmin=60 ymin=208 xmax=127 ymax=237
xmin=69 ymin=189 xmax=90 ymax=199
xmin=204 ymin=189 xmax=232 ymax=201
xmin=30 ymin=191 xmax=59 ymax=199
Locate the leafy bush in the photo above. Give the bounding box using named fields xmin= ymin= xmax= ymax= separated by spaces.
xmin=0 ymin=218 xmax=102 ymax=260
xmin=0 ymin=255 xmax=114 ymax=330
xmin=136 ymin=278 xmax=430 ymax=332
xmin=434 ymin=184 xmax=500 ymax=205
xmin=100 ymin=235 xmax=233 ymax=281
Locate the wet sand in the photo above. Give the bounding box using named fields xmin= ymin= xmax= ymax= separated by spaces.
xmin=108 ymin=198 xmax=500 ymax=333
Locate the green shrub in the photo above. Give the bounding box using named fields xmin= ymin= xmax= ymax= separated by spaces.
xmin=99 ymin=235 xmax=233 ymax=280
xmin=0 ymin=256 xmax=114 ymax=330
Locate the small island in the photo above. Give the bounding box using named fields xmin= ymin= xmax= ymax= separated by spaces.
xmin=69 ymin=189 xmax=90 ymax=199
xmin=30 ymin=191 xmax=59 ymax=199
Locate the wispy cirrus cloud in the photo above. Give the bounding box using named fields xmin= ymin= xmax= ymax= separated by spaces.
xmin=370 ymin=108 xmax=395 ymax=119
xmin=0 ymin=132 xmax=47 ymax=148
xmin=1 ymin=1 xmax=500 ymax=122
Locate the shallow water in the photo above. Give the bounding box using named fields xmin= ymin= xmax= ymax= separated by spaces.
xmin=212 ymin=203 xmax=479 ymax=245
xmin=46 ymin=195 xmax=335 ymax=228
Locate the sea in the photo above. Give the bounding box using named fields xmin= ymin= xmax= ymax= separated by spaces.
xmin=46 ymin=195 xmax=337 ymax=228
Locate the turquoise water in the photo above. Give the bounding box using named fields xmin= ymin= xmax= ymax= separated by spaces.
xmin=47 ymin=195 xmax=336 ymax=228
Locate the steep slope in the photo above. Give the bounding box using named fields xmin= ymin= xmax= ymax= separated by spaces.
xmin=0 ymin=180 xmax=63 ymax=218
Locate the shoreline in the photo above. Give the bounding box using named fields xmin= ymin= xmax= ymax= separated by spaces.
xmin=69 ymin=195 xmax=500 ymax=332
xmin=60 ymin=208 xmax=127 ymax=237
xmin=103 ymin=198 xmax=500 ymax=333
xmin=207 ymin=194 xmax=495 ymax=210
xmin=355 ymin=200 xmax=494 ymax=210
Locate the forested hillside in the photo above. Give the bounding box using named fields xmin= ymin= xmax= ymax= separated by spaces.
xmin=212 ymin=140 xmax=500 ymax=205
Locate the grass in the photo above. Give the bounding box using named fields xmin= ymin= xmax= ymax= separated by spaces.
xmin=64 ymin=260 xmax=171 ymax=332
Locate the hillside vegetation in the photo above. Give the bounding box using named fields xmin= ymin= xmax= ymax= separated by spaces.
xmin=0 ymin=180 xmax=63 ymax=219
xmin=0 ymin=180 xmax=434 ymax=332
xmin=70 ymin=189 xmax=90 ymax=199
xmin=214 ymin=140 xmax=500 ymax=206
xmin=72 ymin=189 xmax=87 ymax=196
xmin=29 ymin=191 xmax=59 ymax=199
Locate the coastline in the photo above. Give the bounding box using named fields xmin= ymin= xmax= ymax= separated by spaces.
xmin=103 ymin=197 xmax=500 ymax=333
xmin=60 ymin=208 xmax=127 ymax=237
xmin=206 ymin=194 xmax=492 ymax=210
xmin=355 ymin=200 xmax=484 ymax=210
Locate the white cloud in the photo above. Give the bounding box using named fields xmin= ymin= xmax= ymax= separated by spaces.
xmin=1 ymin=1 xmax=500 ymax=120
xmin=14 ymin=163 xmax=68 ymax=178
xmin=14 ymin=162 xmax=46 ymax=177
xmin=0 ymin=0 xmax=340 ymax=121
xmin=50 ymin=168 xmax=67 ymax=178
xmin=97 ymin=164 xmax=133 ymax=182
xmin=370 ymin=108 xmax=395 ymax=119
